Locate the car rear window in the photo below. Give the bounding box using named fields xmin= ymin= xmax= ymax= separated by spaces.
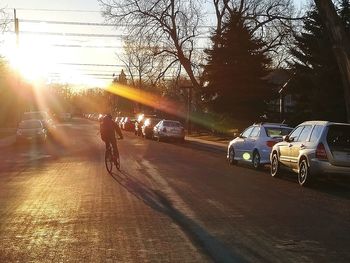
xmin=23 ymin=112 xmax=48 ymax=120
xmin=163 ymin=121 xmax=181 ymax=127
xmin=264 ymin=127 xmax=292 ymax=138
xmin=19 ymin=120 xmax=42 ymax=129
xmin=327 ymin=125 xmax=350 ymax=148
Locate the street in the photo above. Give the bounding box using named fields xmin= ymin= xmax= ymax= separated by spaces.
xmin=0 ymin=118 xmax=349 ymax=263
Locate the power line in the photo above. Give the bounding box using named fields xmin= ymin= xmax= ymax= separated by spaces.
xmin=18 ymin=19 xmax=213 ymax=28
xmin=20 ymin=19 xmax=113 ymax=26
xmin=5 ymin=8 xmax=100 ymax=13
xmin=52 ymin=44 xmax=121 ymax=49
xmin=57 ymin=63 xmax=122 ymax=67
xmin=20 ymin=31 xmax=124 ymax=38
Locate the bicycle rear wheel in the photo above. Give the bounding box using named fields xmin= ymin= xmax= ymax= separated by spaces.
xmin=105 ymin=150 xmax=113 ymax=174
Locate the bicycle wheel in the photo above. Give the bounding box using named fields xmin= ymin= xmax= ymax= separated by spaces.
xmin=105 ymin=149 xmax=113 ymax=174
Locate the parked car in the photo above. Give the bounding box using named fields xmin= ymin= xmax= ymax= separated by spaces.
xmin=122 ymin=117 xmax=136 ymax=131
xmin=118 ymin=117 xmax=126 ymax=128
xmin=141 ymin=118 xmax=161 ymax=139
xmin=114 ymin=116 xmax=121 ymax=124
xmin=227 ymin=123 xmax=293 ymax=169
xmin=16 ymin=119 xmax=47 ymax=144
xmin=59 ymin=112 xmax=72 ymax=121
xmin=270 ymin=121 xmax=350 ymax=186
xmin=22 ymin=111 xmax=55 ymax=134
xmin=153 ymin=120 xmax=185 ymax=142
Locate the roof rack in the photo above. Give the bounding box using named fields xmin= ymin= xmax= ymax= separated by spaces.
xmin=253 ymin=122 xmax=289 ymax=126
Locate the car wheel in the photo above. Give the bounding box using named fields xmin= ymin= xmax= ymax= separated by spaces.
xmin=271 ymin=153 xmax=280 ymax=177
xmin=298 ymin=159 xmax=312 ymax=186
xmin=252 ymin=151 xmax=261 ymax=169
xmin=228 ymin=147 xmax=237 ymax=165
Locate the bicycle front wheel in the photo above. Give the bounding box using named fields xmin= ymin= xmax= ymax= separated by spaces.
xmin=105 ymin=151 xmax=113 ymax=174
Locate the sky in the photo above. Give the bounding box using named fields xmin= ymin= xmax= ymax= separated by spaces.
xmin=0 ymin=0 xmax=308 ymax=88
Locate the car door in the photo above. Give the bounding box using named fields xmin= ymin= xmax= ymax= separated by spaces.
xmin=235 ymin=126 xmax=254 ymax=159
xmin=244 ymin=127 xmax=260 ymax=160
xmin=289 ymin=125 xmax=313 ymax=169
xmin=279 ymin=126 xmax=304 ymax=167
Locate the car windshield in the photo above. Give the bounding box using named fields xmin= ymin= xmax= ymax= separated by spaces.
xmin=19 ymin=120 xmax=42 ymax=129
xmin=23 ymin=112 xmax=48 ymax=120
xmin=264 ymin=127 xmax=293 ymax=138
xmin=163 ymin=121 xmax=181 ymax=127
xmin=327 ymin=125 xmax=350 ymax=148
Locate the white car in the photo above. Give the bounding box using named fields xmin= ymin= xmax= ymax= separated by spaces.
xmin=227 ymin=123 xmax=293 ymax=169
xmin=153 ymin=120 xmax=185 ymax=142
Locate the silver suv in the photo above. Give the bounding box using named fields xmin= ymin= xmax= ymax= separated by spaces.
xmin=227 ymin=123 xmax=293 ymax=169
xmin=270 ymin=121 xmax=350 ymax=186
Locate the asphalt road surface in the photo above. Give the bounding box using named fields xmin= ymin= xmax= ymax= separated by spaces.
xmin=0 ymin=118 xmax=349 ymax=263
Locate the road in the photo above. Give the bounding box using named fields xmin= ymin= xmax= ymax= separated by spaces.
xmin=0 ymin=118 xmax=349 ymax=263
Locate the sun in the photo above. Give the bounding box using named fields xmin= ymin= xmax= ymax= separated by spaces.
xmin=7 ymin=36 xmax=55 ymax=83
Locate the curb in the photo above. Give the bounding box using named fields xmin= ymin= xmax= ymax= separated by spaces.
xmin=185 ymin=137 xmax=227 ymax=154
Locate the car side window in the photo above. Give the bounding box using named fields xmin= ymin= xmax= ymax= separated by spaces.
xmin=297 ymin=125 xmax=313 ymax=142
xmin=289 ymin=126 xmax=304 ymax=142
xmin=309 ymin=125 xmax=324 ymax=142
xmin=241 ymin=127 xmax=254 ymax=138
xmin=250 ymin=127 xmax=260 ymax=137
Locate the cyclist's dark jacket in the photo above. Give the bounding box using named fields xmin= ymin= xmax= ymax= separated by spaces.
xmin=100 ymin=117 xmax=123 ymax=141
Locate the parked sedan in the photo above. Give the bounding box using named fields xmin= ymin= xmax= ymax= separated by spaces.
xmin=153 ymin=120 xmax=185 ymax=142
xmin=16 ymin=119 xmax=47 ymax=143
xmin=270 ymin=121 xmax=350 ymax=186
xmin=141 ymin=118 xmax=161 ymax=139
xmin=122 ymin=117 xmax=136 ymax=131
xmin=227 ymin=123 xmax=293 ymax=169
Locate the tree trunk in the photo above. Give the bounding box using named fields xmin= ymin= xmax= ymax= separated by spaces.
xmin=314 ymin=0 xmax=350 ymax=122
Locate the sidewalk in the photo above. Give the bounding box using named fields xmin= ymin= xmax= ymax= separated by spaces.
xmin=185 ymin=135 xmax=229 ymax=153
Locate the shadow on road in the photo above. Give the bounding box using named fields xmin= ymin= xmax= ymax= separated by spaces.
xmin=108 ymin=169 xmax=248 ymax=263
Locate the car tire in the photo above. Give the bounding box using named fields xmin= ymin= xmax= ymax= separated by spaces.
xmin=298 ymin=158 xmax=312 ymax=186
xmin=228 ymin=147 xmax=237 ymax=165
xmin=271 ymin=153 xmax=280 ymax=178
xmin=252 ymin=151 xmax=261 ymax=169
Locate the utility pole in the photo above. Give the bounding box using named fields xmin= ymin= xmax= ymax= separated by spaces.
xmin=179 ymin=84 xmax=193 ymax=135
xmin=14 ymin=9 xmax=19 ymax=47
xmin=14 ymin=9 xmax=22 ymax=122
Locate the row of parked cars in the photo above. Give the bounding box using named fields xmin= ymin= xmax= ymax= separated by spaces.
xmin=227 ymin=121 xmax=350 ymax=186
xmin=85 ymin=113 xmax=186 ymax=142
xmin=115 ymin=114 xmax=185 ymax=142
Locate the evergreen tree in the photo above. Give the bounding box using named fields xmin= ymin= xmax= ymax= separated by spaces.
xmin=289 ymin=4 xmax=349 ymax=123
xmin=202 ymin=12 xmax=271 ymax=122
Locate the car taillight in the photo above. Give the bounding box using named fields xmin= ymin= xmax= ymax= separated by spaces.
xmin=163 ymin=127 xmax=167 ymax=132
xmin=316 ymin=143 xmax=328 ymax=160
xmin=266 ymin=140 xmax=277 ymax=148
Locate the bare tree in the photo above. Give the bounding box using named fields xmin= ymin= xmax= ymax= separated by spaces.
xmin=0 ymin=7 xmax=9 ymax=36
xmin=119 ymin=34 xmax=180 ymax=89
xmin=99 ymin=0 xmax=203 ymax=89
xmin=211 ymin=0 xmax=300 ymax=65
xmin=313 ymin=0 xmax=350 ymax=122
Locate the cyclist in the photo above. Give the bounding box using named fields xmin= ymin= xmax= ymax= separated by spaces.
xmin=100 ymin=114 xmax=123 ymax=158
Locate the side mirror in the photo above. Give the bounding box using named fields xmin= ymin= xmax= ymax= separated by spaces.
xmin=283 ymin=135 xmax=290 ymax=142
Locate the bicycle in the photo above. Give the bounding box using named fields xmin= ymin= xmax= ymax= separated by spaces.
xmin=105 ymin=143 xmax=120 ymax=173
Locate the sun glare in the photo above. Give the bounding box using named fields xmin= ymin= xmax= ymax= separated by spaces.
xmin=7 ymin=36 xmax=55 ymax=83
